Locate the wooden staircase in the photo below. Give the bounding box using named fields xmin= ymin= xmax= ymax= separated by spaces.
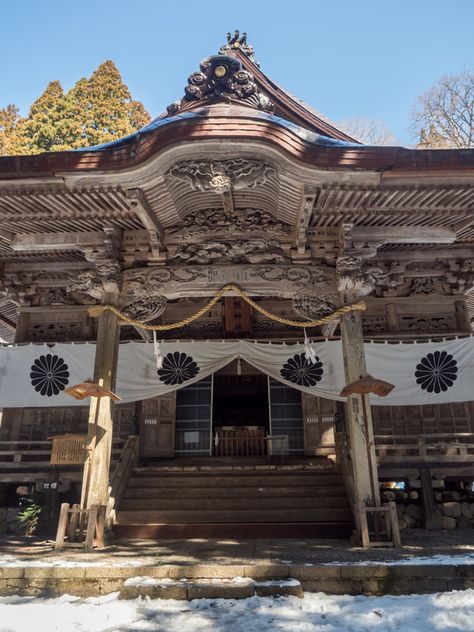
xmin=113 ymin=460 xmax=355 ymax=539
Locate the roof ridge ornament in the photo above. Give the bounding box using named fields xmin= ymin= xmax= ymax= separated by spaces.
xmin=167 ymin=52 xmax=273 ymax=116
xmin=219 ymin=30 xmax=259 ymax=66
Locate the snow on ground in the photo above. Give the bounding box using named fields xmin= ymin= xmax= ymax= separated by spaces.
xmin=319 ymin=553 xmax=474 ymax=566
xmin=2 ymin=552 xmax=474 ymax=568
xmin=1 ymin=590 xmax=474 ymax=632
xmin=0 ymin=554 xmax=152 ymax=568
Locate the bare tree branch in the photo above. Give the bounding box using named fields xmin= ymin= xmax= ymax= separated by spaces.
xmin=411 ymin=71 xmax=474 ymax=148
xmin=337 ymin=118 xmax=398 ymax=145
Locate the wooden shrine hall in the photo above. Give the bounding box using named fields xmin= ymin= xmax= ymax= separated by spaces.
xmin=1 ymin=32 xmax=474 ymax=544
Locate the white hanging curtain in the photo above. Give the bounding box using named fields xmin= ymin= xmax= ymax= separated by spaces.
xmin=0 ymin=337 xmax=473 ymax=407
xmin=365 ymin=337 xmax=474 ymax=406
xmin=0 ymin=343 xmax=96 ymax=408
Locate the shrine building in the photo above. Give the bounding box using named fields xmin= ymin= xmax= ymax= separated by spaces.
xmin=1 ymin=32 xmax=474 ymax=544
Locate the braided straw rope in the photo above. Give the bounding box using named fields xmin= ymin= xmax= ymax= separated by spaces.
xmin=88 ymin=284 xmax=366 ymax=331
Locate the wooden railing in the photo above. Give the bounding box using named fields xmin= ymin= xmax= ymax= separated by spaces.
xmin=107 ymin=435 xmax=139 ymax=526
xmin=374 ymin=433 xmax=474 ymax=463
xmin=215 ymin=426 xmax=266 ymax=457
xmin=0 ymin=438 xmax=126 ymax=467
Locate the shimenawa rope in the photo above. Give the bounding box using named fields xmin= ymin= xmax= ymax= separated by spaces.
xmin=88 ymin=284 xmax=365 ymax=331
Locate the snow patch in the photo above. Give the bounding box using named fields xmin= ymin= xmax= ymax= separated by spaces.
xmin=1 ymin=589 xmax=474 ymax=631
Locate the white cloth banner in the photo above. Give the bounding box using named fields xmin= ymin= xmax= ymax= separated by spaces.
xmin=0 ymin=343 xmax=96 ymax=408
xmin=365 ymin=337 xmax=474 ymax=406
xmin=116 ymin=340 xmax=346 ymax=403
xmin=0 ymin=337 xmax=473 ymax=407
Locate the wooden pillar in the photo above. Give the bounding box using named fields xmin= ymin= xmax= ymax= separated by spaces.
xmin=419 ymin=468 xmax=442 ymax=529
xmin=340 ymin=308 xmax=380 ymax=512
xmin=454 ymin=300 xmax=471 ymax=333
xmin=385 ymin=303 xmax=399 ymax=333
xmin=81 ymin=295 xmax=120 ymax=509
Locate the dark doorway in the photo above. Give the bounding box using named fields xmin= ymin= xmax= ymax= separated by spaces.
xmin=213 ymin=374 xmax=269 ymax=429
xmin=213 ymin=374 xmax=269 ymax=456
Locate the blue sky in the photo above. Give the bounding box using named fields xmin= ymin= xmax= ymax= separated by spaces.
xmin=1 ymin=0 xmax=474 ymax=146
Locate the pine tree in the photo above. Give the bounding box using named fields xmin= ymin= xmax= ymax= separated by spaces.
xmin=12 ymin=81 xmax=68 ymax=154
xmin=0 ymin=61 xmax=150 ymax=155
xmin=0 ymin=104 xmax=20 ymax=154
xmin=62 ymin=61 xmax=150 ymax=148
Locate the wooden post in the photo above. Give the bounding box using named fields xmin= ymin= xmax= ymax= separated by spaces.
xmin=420 ymin=468 xmax=442 ymax=529
xmin=388 ymin=501 xmax=402 ymax=547
xmin=55 ymin=503 xmax=70 ymax=551
xmin=80 ymin=295 xmax=120 ymax=509
xmin=340 ymin=307 xmax=380 ymax=527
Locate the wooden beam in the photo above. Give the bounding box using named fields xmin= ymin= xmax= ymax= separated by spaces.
xmin=221 ymin=189 xmax=234 ymax=214
xmin=0 ymin=312 xmax=16 ymax=332
xmin=0 ymin=229 xmax=13 ymax=243
xmin=293 ymin=188 xmax=317 ymax=260
xmin=125 ymin=189 xmax=166 ymax=263
xmin=351 ymin=225 xmax=456 ymax=244
xmin=11 ymin=231 xmax=105 ymax=252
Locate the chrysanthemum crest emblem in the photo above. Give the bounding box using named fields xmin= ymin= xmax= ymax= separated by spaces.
xmin=415 ymin=350 xmax=458 ymax=394
xmin=30 ymin=354 xmax=70 ymax=397
xmin=157 ymin=351 xmax=200 ymax=385
xmin=280 ymin=352 xmax=323 ymax=387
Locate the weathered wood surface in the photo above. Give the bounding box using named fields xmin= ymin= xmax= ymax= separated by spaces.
xmin=81 ymin=294 xmax=120 ymax=509
xmin=340 ymin=308 xmax=380 ymax=508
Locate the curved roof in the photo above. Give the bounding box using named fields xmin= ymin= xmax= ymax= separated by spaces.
xmin=1 ymin=103 xmax=474 ymax=180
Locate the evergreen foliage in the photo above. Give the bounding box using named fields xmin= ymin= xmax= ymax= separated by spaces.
xmin=16 ymin=498 xmax=42 ymax=536
xmin=0 ymin=104 xmax=20 ymax=154
xmin=0 ymin=61 xmax=150 ymax=155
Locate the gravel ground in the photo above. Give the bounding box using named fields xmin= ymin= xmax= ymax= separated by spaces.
xmin=1 ymin=529 xmax=474 ymax=566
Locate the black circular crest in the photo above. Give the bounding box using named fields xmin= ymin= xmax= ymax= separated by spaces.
xmin=280 ymin=352 xmax=323 ymax=387
xmin=415 ymin=350 xmax=458 ymax=394
xmin=30 ymin=354 xmax=70 ymax=397
xmin=157 ymin=351 xmax=200 ymax=385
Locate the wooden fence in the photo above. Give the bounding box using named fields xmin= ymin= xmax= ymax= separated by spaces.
xmin=374 ymin=432 xmax=474 ymax=463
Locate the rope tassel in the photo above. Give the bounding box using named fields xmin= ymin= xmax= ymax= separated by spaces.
xmin=303 ymin=328 xmax=318 ymax=365
xmin=153 ymin=331 xmax=163 ymax=370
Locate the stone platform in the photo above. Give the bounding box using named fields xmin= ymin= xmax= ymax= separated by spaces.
xmin=1 ymin=530 xmax=474 ymax=599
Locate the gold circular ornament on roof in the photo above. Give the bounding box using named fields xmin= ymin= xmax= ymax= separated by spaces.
xmin=214 ymin=65 xmax=227 ymax=78
xmin=233 ymin=41 xmax=240 ymax=48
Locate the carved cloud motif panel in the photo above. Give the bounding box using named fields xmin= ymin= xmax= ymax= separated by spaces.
xmin=166 ymin=159 xmax=276 ymax=193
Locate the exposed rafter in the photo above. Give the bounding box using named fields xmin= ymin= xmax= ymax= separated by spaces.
xmin=125 ymin=189 xmax=166 ymax=263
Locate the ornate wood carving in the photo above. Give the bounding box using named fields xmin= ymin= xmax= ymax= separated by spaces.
xmin=167 ymin=54 xmax=273 ymax=115
xmin=166 ymin=159 xmax=276 ymax=192
xmin=336 ymin=256 xmax=387 ymax=296
xmin=170 ymin=239 xmax=289 ymax=265
xmin=122 ymin=264 xmax=337 ymax=300
xmin=167 ymin=207 xmax=292 ymax=239
xmin=292 ymin=294 xmax=339 ymax=319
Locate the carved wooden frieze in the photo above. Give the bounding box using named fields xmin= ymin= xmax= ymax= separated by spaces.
xmin=122 ymin=265 xmax=337 ymax=300
xmin=167 ymin=207 xmax=292 ymax=240
xmin=166 ymin=159 xmax=276 ymax=193
xmin=169 ymin=239 xmax=289 ymax=265
xmin=120 ymin=295 xmax=167 ymax=323
xmin=336 ymin=256 xmax=387 ymax=297
xmin=292 ymin=294 xmax=339 ymax=319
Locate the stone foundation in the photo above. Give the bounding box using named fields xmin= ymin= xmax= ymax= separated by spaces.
xmin=382 ymin=487 xmax=474 ymax=530
xmin=1 ymin=563 xmax=474 ymax=598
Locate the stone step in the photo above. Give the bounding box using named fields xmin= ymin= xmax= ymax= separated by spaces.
xmin=127 ymin=473 xmax=345 ymax=488
xmin=117 ymin=507 xmax=353 ymax=524
xmin=122 ymin=484 xmax=348 ymax=500
xmin=113 ymin=521 xmax=354 ymax=539
xmin=119 ymin=577 xmax=303 ymax=600
xmin=120 ymin=495 xmax=350 ymax=511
